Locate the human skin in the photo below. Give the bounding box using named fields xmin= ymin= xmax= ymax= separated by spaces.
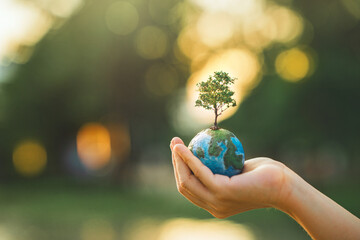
xmin=170 ymin=137 xmax=360 ymax=240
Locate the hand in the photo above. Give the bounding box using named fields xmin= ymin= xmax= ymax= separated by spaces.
xmin=170 ymin=137 xmax=360 ymax=239
xmin=170 ymin=137 xmax=290 ymax=218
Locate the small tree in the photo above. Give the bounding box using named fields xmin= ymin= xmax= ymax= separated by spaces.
xmin=195 ymin=71 xmax=237 ymax=130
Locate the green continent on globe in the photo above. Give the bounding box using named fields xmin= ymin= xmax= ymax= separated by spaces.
xmin=196 ymin=147 xmax=205 ymax=159
xmin=205 ymin=128 xmax=243 ymax=170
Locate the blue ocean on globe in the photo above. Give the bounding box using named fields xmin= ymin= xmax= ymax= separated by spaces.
xmin=188 ymin=128 xmax=245 ymax=177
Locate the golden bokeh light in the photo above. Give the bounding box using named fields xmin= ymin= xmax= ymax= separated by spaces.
xmin=11 ymin=7 xmax=52 ymax=46
xmin=105 ymin=1 xmax=139 ymax=36
xmin=275 ymin=48 xmax=311 ymax=82
xmin=145 ymin=63 xmax=179 ymax=96
xmin=43 ymin=0 xmax=84 ymax=18
xmin=190 ymin=0 xmax=263 ymax=18
xmin=186 ymin=48 xmax=261 ymax=125
xmin=158 ymin=218 xmax=256 ymax=240
xmin=124 ymin=218 xmax=256 ymax=240
xmin=0 ymin=0 xmax=83 ymax=65
xmin=0 ymin=1 xmax=52 ymax=64
xmin=13 ymin=140 xmax=47 ymax=177
xmin=170 ymin=0 xmax=309 ymax=136
xmin=243 ymin=6 xmax=303 ymax=50
xmin=106 ymin=122 xmax=131 ymax=161
xmin=124 ymin=218 xmax=162 ymax=240
xmin=181 ymin=0 xmax=304 ymax=54
xmin=242 ymin=16 xmax=274 ymax=50
xmin=177 ymin=26 xmax=209 ymax=60
xmin=135 ymin=26 xmax=168 ymax=59
xmin=77 ymin=123 xmax=112 ymax=171
xmin=267 ymin=6 xmax=304 ymax=44
xmin=196 ymin=12 xmax=235 ymax=48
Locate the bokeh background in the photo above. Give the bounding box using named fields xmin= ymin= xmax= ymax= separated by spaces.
xmin=0 ymin=0 xmax=359 ymax=239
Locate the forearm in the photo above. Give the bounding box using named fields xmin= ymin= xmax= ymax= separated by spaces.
xmin=277 ymin=168 xmax=360 ymax=240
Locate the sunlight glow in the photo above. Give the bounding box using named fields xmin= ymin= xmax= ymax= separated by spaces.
xmin=169 ymin=0 xmax=310 ymax=136
xmin=196 ymin=12 xmax=235 ymax=48
xmin=190 ymin=0 xmax=263 ymax=18
xmin=177 ymin=26 xmax=208 ymax=60
xmin=159 ymin=218 xmax=256 ymax=240
xmin=35 ymin=0 xmax=84 ymax=18
xmin=13 ymin=140 xmax=47 ymax=177
xmin=77 ymin=123 xmax=111 ymax=171
xmin=169 ymin=49 xmax=261 ymax=134
xmin=242 ymin=5 xmax=303 ymax=50
xmin=125 ymin=218 xmax=256 ymax=240
xmin=267 ymin=6 xmax=304 ymax=43
xmin=186 ymin=48 xmax=261 ymax=125
xmin=0 ymin=1 xmax=52 ymax=64
xmin=177 ymin=0 xmax=304 ymax=58
xmin=0 ymin=0 xmax=83 ymax=65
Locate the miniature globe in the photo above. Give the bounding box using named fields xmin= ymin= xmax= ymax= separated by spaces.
xmin=189 ymin=128 xmax=245 ymax=177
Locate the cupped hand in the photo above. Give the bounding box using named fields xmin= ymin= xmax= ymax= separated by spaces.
xmin=170 ymin=137 xmax=290 ymax=219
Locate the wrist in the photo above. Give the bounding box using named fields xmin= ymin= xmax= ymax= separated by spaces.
xmin=271 ymin=165 xmax=305 ymax=216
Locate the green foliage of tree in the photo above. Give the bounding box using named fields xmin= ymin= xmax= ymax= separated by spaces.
xmin=195 ymin=71 xmax=236 ymax=130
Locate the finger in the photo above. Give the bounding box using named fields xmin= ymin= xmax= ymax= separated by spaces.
xmin=228 ymin=158 xmax=275 ymax=190
xmin=173 ymin=151 xmax=215 ymax=203
xmin=170 ymin=137 xmax=184 ymax=151
xmin=179 ymin=186 xmax=213 ymax=211
xmin=173 ymin=154 xmax=210 ymax=207
xmin=241 ymin=157 xmax=271 ymax=173
xmin=171 ymin=141 xmax=184 ymax=185
xmin=173 ymin=144 xmax=217 ymax=191
xmin=172 ymin=151 xmax=180 ymax=183
xmin=172 ymin=152 xmax=213 ymax=210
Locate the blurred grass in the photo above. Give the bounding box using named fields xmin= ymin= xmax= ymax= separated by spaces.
xmin=0 ymin=179 xmax=358 ymax=240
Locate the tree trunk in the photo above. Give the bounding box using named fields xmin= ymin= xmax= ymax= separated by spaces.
xmin=212 ymin=107 xmax=219 ymax=130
